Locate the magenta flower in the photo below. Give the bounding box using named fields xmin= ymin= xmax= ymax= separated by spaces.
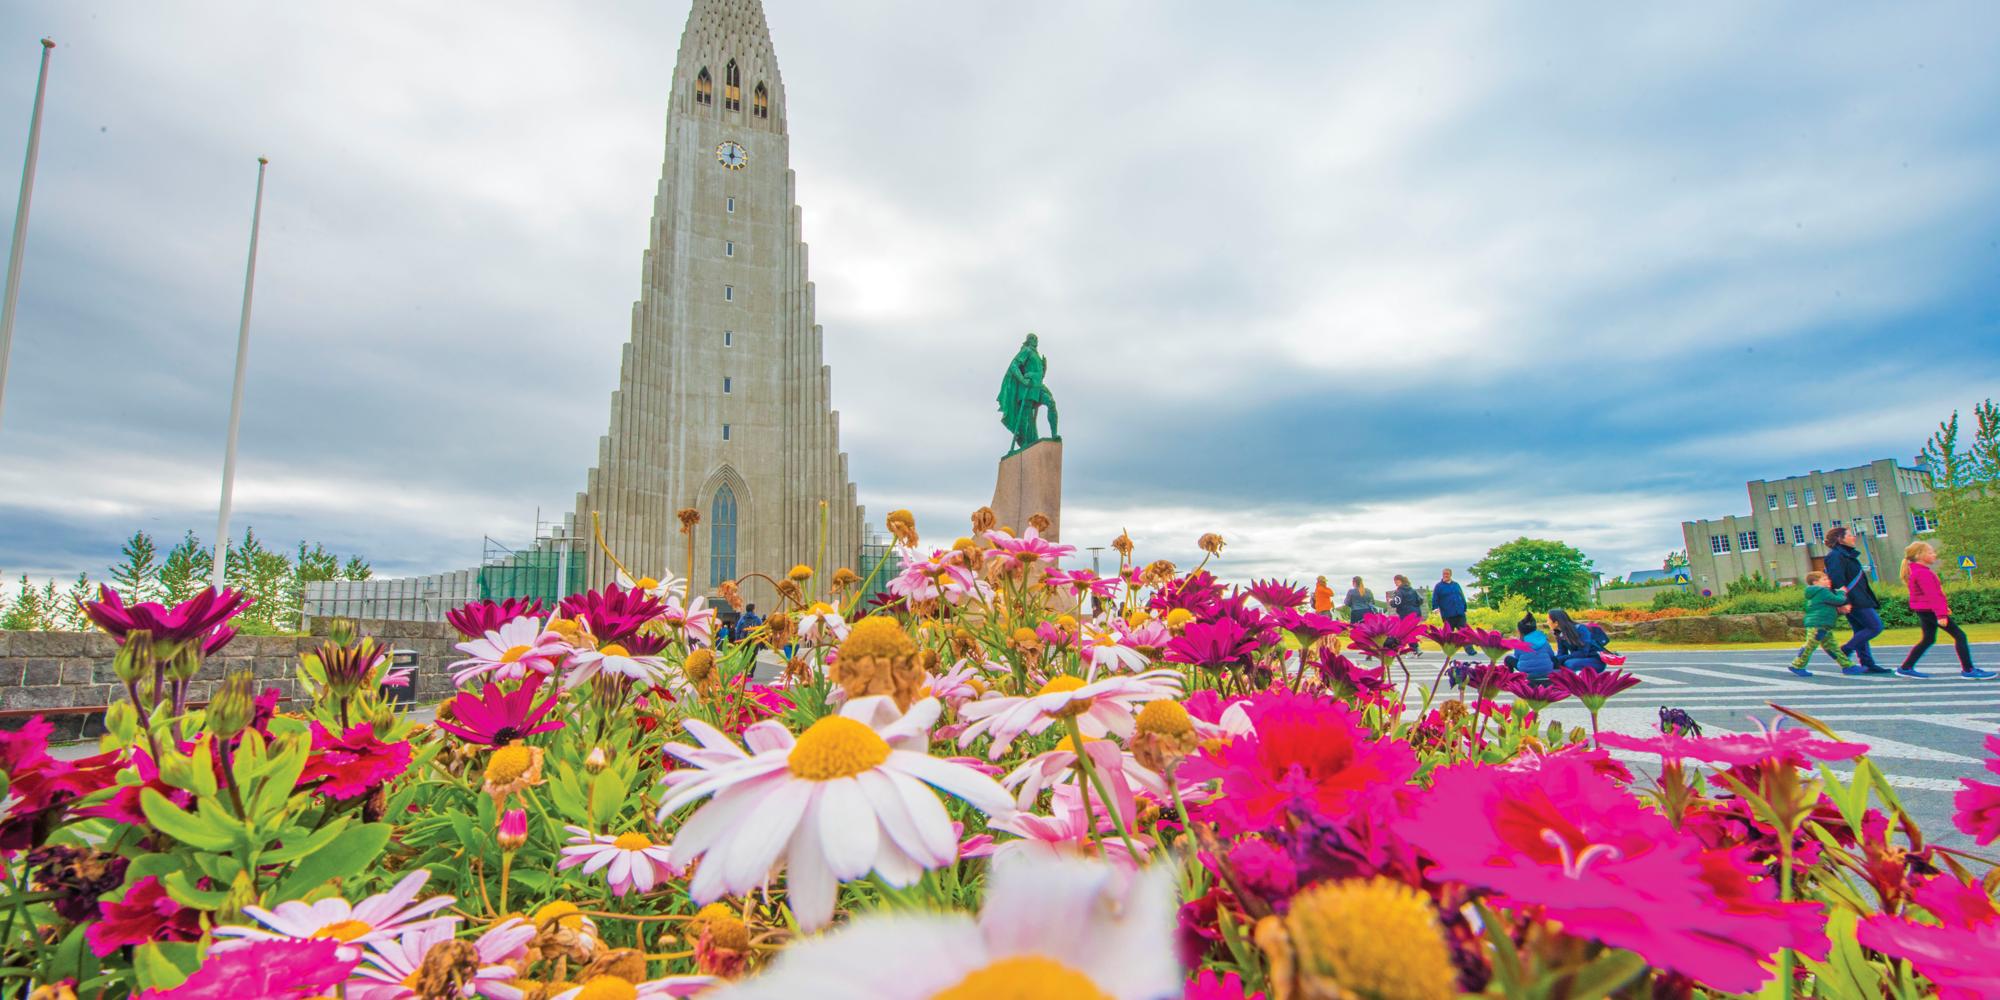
xmin=1311 ymin=648 xmax=1391 ymax=698
xmin=445 ymin=597 xmax=547 ymax=640
xmin=1344 ymin=613 xmax=1424 ymax=662
xmin=1269 ymin=607 xmax=1344 ymax=647
xmin=82 ymin=585 xmax=249 ymax=652
xmin=1551 ymin=667 xmax=1640 ymax=711
xmin=1042 ymin=568 xmax=1118 ymax=600
xmin=1954 ymin=734 xmax=2000 ymax=845
xmin=983 ymin=526 xmax=1076 ymax=570
xmin=1164 ymin=619 xmax=1256 ymax=670
xmin=559 ymin=584 xmax=664 ymax=645
xmin=88 ymin=876 xmax=204 ymax=957
xmin=1182 ymin=690 xmax=1416 ymax=835
xmin=1856 ymin=875 xmax=2000 ymax=999
xmin=1147 ymin=570 xmax=1226 ymax=618
xmin=1244 ymin=578 xmax=1309 ymax=611
xmin=436 ymin=674 xmax=565 ymax=746
xmin=1185 ymin=969 xmax=1263 ymax=1000
xmin=297 ymin=723 xmax=413 ymax=799
xmin=1600 ymin=719 xmax=1867 ymax=769
xmin=1504 ymin=674 xmax=1571 ymax=710
xmin=1404 ymin=754 xmax=1826 ymax=993
xmin=136 ymin=938 xmax=359 ymax=1000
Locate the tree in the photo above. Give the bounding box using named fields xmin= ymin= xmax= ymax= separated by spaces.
xmin=1919 ymin=400 xmax=2000 ymax=582
xmin=158 ymin=532 xmax=212 ymax=606
xmin=58 ymin=574 xmax=94 ymax=630
xmin=1 ymin=574 xmax=47 ymax=630
xmin=1469 ymin=537 xmax=1596 ymax=612
xmin=1664 ymin=550 xmax=1689 ymax=573
xmin=108 ymin=531 xmax=161 ymax=603
xmin=342 ymin=555 xmax=372 ymax=581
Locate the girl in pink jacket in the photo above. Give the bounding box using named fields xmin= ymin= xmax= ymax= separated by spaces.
xmin=1896 ymin=542 xmax=1992 ymax=678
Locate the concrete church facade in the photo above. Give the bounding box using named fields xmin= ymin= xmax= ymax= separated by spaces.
xmin=572 ymin=0 xmax=864 ymax=604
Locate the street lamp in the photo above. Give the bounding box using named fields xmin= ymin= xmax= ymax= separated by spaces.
xmin=1086 ymin=546 xmax=1104 ymax=576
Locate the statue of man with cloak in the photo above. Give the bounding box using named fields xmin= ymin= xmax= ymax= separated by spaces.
xmin=997 ymin=333 xmax=1059 ymax=455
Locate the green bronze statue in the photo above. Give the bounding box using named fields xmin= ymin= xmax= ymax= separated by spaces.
xmin=997 ymin=332 xmax=1059 ymax=456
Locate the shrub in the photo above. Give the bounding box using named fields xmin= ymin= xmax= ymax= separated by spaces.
xmin=1713 ymin=591 xmax=1800 ymax=616
xmin=1650 ymin=589 xmax=1716 ymax=612
xmin=1724 ymin=572 xmax=1779 ymax=599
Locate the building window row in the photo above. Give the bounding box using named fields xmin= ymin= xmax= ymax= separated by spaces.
xmin=1766 ymin=493 xmax=1779 ymax=511
xmin=695 ymin=63 xmax=769 ymax=119
xmin=1812 ymin=522 xmax=1825 ymax=542
xmin=1844 ymin=481 xmax=1857 ymax=499
xmin=1738 ymin=531 xmax=1760 ymax=552
xmin=1710 ymin=534 xmax=1731 ymax=554
xmin=1824 ymin=485 xmax=1838 ymax=503
xmin=1914 ymin=510 xmax=1939 ymax=533
xmin=1785 ymin=490 xmax=1797 ymax=508
xmin=1792 ymin=525 xmax=1807 ymax=545
xmin=1864 ymin=478 xmax=1879 ymax=497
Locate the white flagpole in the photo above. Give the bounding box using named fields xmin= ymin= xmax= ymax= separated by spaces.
xmin=211 ymin=156 xmax=269 ymax=591
xmin=0 ymin=38 xmax=56 ymax=435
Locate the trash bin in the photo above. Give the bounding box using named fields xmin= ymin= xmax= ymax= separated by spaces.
xmin=383 ymin=649 xmax=420 ymax=708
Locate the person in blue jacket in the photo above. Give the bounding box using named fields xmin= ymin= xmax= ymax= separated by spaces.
xmin=1548 ymin=608 xmax=1606 ymax=671
xmin=1432 ymin=568 xmax=1468 ymax=628
xmin=1504 ymin=613 xmax=1557 ymax=678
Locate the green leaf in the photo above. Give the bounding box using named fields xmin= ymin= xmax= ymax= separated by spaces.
xmin=190 ymin=738 xmax=219 ymax=800
xmin=133 ymin=941 xmax=199 ymax=992
xmin=1561 ymin=949 xmax=1648 ymax=1000
xmin=140 ymin=787 xmax=237 ymax=851
xmin=1474 ymin=900 xmax=1526 ymax=995
xmin=549 ymin=762 xmax=588 ymax=821
xmin=589 ymin=767 xmax=631 ymax=828
xmin=248 ymin=735 xmax=311 ymax=823
xmin=263 ymin=818 xmax=349 ymax=864
xmin=275 ymin=822 xmax=393 ymax=902
xmin=161 ymin=871 xmax=231 ymax=910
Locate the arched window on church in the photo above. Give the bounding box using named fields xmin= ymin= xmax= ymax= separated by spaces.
xmin=753 ymin=82 xmax=769 ymax=120
xmin=724 ymin=60 xmax=742 ymax=112
xmin=709 ymin=484 xmax=738 ymax=587
xmin=695 ymin=68 xmax=713 ymax=106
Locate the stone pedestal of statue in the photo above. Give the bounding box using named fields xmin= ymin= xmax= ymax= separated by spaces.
xmin=991 ymin=440 xmax=1062 ymax=541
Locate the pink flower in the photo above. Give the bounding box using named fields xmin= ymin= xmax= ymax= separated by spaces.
xmin=984 ymin=526 xmax=1076 ymax=570
xmin=887 ymin=547 xmax=979 ymax=603
xmin=558 ymin=827 xmax=683 ymax=897
xmin=957 ymin=670 xmax=1181 ymax=760
xmin=297 ymin=723 xmax=413 ymax=799
xmin=216 ymin=869 xmax=456 ymax=950
xmin=82 ymin=585 xmax=250 ymax=652
xmin=660 ymin=593 xmax=717 ymax=646
xmin=88 ymin=876 xmax=203 ymax=957
xmin=450 ymin=616 xmax=570 ymax=686
xmin=1182 ymin=690 xmax=1415 ymax=835
xmin=1185 ymin=968 xmax=1264 ymax=1000
xmin=1599 ymin=719 xmax=1868 ymax=769
xmin=560 ymin=584 xmax=665 ymax=645
xmin=1000 ymin=736 xmax=1168 ymax=812
xmin=138 ymin=938 xmax=358 ymax=1000
xmin=435 ymin=674 xmax=565 ymax=746
xmin=349 ymin=919 xmax=535 ymax=1000
xmin=446 ymin=597 xmax=547 ymax=640
xmin=1403 ymin=753 xmax=1826 ymax=993
xmin=1952 ymin=734 xmax=2000 ymax=845
xmin=979 ymin=784 xmax=1153 ymax=870
xmin=1343 ymin=613 xmax=1424 ymax=661
xmin=1550 ymin=667 xmax=1642 ymax=710
xmin=1856 ymin=875 xmax=2000 ymax=1000
xmin=1244 ymin=579 xmax=1309 ymax=611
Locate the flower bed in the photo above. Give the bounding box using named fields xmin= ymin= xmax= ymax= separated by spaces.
xmin=1 ymin=515 xmax=1995 ymax=999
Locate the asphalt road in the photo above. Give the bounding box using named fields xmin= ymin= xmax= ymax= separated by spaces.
xmin=1537 ymin=643 xmax=2000 ymax=851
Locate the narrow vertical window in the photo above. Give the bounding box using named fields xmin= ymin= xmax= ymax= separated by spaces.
xmin=722 ymin=424 xmax=731 ymax=441
xmin=709 ymin=485 xmax=738 ymax=586
xmin=726 ymin=197 xmax=735 ymax=213
xmin=723 ymin=330 xmax=733 ymax=347
xmin=723 ymin=376 xmax=732 ymax=394
xmin=724 ymin=285 xmax=733 ymax=302
xmin=695 ymin=68 xmax=713 ymax=106
xmin=753 ymin=82 xmax=769 ymax=119
xmin=725 ymin=240 xmax=734 ymax=257
xmin=724 ymin=60 xmax=742 ymax=111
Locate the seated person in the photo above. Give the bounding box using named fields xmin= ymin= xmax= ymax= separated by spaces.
xmin=1503 ymin=613 xmax=1557 ymax=678
xmin=1548 ymin=608 xmax=1607 ymax=671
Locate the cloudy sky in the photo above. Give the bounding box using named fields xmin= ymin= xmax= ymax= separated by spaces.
xmin=1 ymin=1 xmax=1998 ymax=592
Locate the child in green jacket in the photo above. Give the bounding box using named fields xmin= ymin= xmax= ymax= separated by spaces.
xmin=1792 ymin=571 xmax=1854 ymax=677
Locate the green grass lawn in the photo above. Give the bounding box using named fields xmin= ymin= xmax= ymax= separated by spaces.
xmin=1617 ymin=621 xmax=2000 ymax=652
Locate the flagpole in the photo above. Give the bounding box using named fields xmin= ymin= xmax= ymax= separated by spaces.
xmin=211 ymin=156 xmax=269 ymax=591
xmin=0 ymin=38 xmax=56 ymax=435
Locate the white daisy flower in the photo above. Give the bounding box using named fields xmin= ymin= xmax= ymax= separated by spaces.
xmin=557 ymin=826 xmax=683 ymax=897
xmin=216 ymin=869 xmax=456 ymax=950
xmin=657 ymin=696 xmax=1016 ymax=932
xmin=702 ymin=853 xmax=1179 ymax=999
xmin=549 ymin=974 xmax=716 ymax=999
xmin=1080 ymin=623 xmax=1151 ymax=674
xmin=797 ymin=602 xmax=850 ymax=644
xmin=956 ymin=670 xmax=1182 ymax=760
xmin=565 ymin=641 xmax=670 ymax=690
xmin=450 ymin=616 xmax=571 ymax=686
xmin=348 ymin=918 xmax=534 ymax=1000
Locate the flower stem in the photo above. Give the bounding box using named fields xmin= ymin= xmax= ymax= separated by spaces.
xmin=1065 ymin=717 xmax=1140 ymax=859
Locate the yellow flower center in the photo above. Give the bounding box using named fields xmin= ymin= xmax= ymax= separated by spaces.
xmin=788 ymin=564 xmax=815 ymax=582
xmin=1036 ymin=674 xmax=1093 ymax=718
xmin=1136 ymin=700 xmax=1193 ymax=738
xmin=1164 ymin=608 xmax=1195 ymax=629
xmin=612 ymin=832 xmax=653 ymax=851
xmin=692 ymin=902 xmax=751 ymax=951
xmin=572 ymin=976 xmax=639 ymax=1000
xmin=930 ymin=956 xmax=1113 ymax=1000
xmin=1124 ymin=611 xmax=1151 ymax=629
xmin=1011 ymin=627 xmax=1039 ymax=645
xmin=1051 ymin=732 xmax=1101 ymax=753
xmin=598 ymin=643 xmax=631 ymax=658
xmin=682 ymin=648 xmax=716 ymax=683
xmin=485 ymin=744 xmax=535 ymax=785
xmin=499 ymin=644 xmax=532 ymax=663
xmin=786 ymin=715 xmax=892 ymax=780
xmin=312 ymin=918 xmax=374 ymax=942
xmin=808 ymin=602 xmax=834 ymax=616
xmin=533 ymin=901 xmax=588 ymax=931
xmin=837 ymin=615 xmax=915 ymax=662
xmin=1283 ymin=878 xmax=1457 ymax=1000
xmin=1056 ymin=615 xmax=1078 ymax=631
xmin=636 ymin=577 xmax=660 ymax=591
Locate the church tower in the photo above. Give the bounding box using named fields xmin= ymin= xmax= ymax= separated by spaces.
xmin=571 ymin=0 xmax=864 ymax=606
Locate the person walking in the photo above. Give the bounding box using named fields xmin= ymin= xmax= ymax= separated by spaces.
xmin=1388 ymin=574 xmax=1423 ymax=620
xmin=1432 ymin=569 xmax=1468 ymax=629
xmin=1341 ymin=577 xmax=1377 ymax=624
xmin=1312 ymin=576 xmax=1335 ymax=615
xmin=1896 ymin=541 xmax=1994 ymax=679
xmin=1789 ymin=571 xmax=1854 ymax=677
xmin=1823 ymin=526 xmax=1889 ymax=675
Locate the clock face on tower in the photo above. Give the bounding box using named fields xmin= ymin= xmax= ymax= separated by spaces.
xmin=716 ymin=141 xmax=748 ymax=170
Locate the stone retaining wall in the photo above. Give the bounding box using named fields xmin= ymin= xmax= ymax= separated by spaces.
xmin=1598 ymin=612 xmax=1805 ymax=644
xmin=0 ymin=619 xmax=459 ymax=741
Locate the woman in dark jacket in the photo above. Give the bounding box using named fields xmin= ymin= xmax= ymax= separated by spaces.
xmin=1822 ymin=526 xmax=1887 ymax=674
xmin=1341 ymin=577 xmax=1377 ymax=624
xmin=1388 ymin=575 xmax=1423 ymax=620
xmin=1549 ymin=608 xmax=1605 ymax=671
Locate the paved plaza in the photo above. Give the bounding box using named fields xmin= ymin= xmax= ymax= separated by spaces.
xmin=1539 ymin=644 xmax=2000 ymax=850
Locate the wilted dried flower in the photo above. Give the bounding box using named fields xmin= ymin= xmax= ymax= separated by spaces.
xmin=886 ymin=509 xmax=918 ymax=547
xmin=1142 ymin=560 xmax=1178 ymax=588
xmin=970 ymin=506 xmax=998 ymax=534
xmin=717 ymin=579 xmax=745 ymax=612
xmin=1111 ymin=531 xmax=1134 ymax=557
xmin=830 ymin=567 xmax=861 ymax=593
xmin=775 ymin=579 xmax=803 ymax=605
xmin=683 ymin=648 xmax=718 ymax=689
xmin=677 ymin=507 xmax=702 ymax=534
xmin=409 ymin=939 xmax=482 ymax=999
xmin=1027 ymin=513 xmax=1052 ymax=534
xmin=786 ymin=564 xmax=814 ymax=583
xmin=1131 ymin=700 xmax=1200 ymax=773
xmin=1197 ymin=533 xmax=1226 ymax=556
xmin=830 ymin=616 xmax=930 ymax=711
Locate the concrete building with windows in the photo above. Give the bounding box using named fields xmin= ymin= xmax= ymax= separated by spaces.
xmin=569 ymin=0 xmax=863 ymax=606
xmin=1681 ymin=459 xmax=1940 ymax=594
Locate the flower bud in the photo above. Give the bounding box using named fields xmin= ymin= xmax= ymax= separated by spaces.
xmin=327 ymin=618 xmax=359 ymax=647
xmin=164 ymin=640 xmax=204 ymax=682
xmin=206 ymin=671 xmax=257 ymax=740
xmin=112 ymin=630 xmax=156 ymax=685
xmin=497 ymin=808 xmax=528 ymax=851
xmin=155 ymin=747 xmax=197 ymax=790
xmin=585 ymin=747 xmax=610 ymax=773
